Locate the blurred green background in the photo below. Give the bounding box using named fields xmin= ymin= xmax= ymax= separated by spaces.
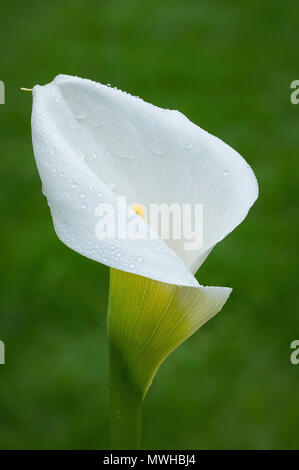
xmin=0 ymin=0 xmax=298 ymax=450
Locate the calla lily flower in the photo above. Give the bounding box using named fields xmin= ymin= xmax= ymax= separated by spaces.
xmin=30 ymin=75 xmax=258 ymax=449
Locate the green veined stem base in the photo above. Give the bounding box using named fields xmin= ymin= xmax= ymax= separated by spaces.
xmin=107 ymin=267 xmax=225 ymax=449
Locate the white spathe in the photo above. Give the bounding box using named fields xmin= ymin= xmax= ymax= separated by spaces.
xmin=31 ymin=74 xmax=258 ymax=309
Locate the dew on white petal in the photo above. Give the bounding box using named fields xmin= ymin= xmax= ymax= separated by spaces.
xmin=80 ymin=203 xmax=87 ymax=209
xmin=80 ymin=193 xmax=86 ymax=198
xmin=186 ymin=143 xmax=193 ymax=149
xmin=75 ymin=112 xmax=87 ymax=120
xmin=106 ymin=155 xmax=118 ymax=167
xmin=151 ymin=144 xmax=164 ymax=156
xmin=224 ymin=169 xmax=229 ymax=176
xmin=71 ymin=181 xmax=79 ymax=188
xmin=116 ymin=152 xmax=135 ymax=161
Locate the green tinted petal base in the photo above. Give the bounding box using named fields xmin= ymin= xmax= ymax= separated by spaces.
xmin=107 ymin=268 xmax=231 ymax=449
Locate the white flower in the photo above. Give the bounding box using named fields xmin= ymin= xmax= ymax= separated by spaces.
xmin=31 ymin=75 xmax=258 ymax=400
xmin=32 ymin=74 xmax=257 ymax=281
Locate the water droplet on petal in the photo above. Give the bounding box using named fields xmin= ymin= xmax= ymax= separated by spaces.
xmin=151 ymin=144 xmax=164 ymax=156
xmin=106 ymin=155 xmax=118 ymax=166
xmin=75 ymin=112 xmax=86 ymax=120
xmin=116 ymin=152 xmax=135 ymax=161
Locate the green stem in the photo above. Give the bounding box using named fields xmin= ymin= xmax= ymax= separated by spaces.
xmin=109 ymin=343 xmax=142 ymax=449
